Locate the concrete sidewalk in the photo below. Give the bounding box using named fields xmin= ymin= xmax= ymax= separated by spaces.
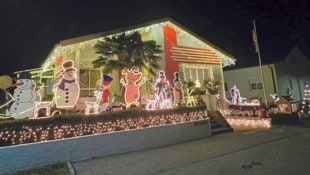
xmin=72 ymin=125 xmax=310 ymax=175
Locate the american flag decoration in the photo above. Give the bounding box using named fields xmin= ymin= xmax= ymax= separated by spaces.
xmin=170 ymin=46 xmax=220 ymax=65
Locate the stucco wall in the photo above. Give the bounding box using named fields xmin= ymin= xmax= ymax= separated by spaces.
xmin=223 ymin=65 xmax=276 ymax=102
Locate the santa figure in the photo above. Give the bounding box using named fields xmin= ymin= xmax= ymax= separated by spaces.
xmin=53 ymin=60 xmax=80 ymax=109
xmin=101 ymin=74 xmax=113 ymax=111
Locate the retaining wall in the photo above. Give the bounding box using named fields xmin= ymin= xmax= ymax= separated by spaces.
xmin=0 ymin=119 xmax=210 ymax=174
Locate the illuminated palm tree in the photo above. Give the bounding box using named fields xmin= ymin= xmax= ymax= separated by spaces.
xmin=92 ymin=31 xmax=163 ymax=99
xmin=92 ymin=31 xmax=162 ymax=76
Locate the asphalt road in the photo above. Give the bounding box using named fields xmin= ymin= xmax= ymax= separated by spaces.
xmin=72 ymin=125 xmax=310 ymax=175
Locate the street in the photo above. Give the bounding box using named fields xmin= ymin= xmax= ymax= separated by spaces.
xmin=72 ymin=125 xmax=310 ymax=175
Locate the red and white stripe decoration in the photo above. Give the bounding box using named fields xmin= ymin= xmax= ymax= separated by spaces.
xmin=170 ymin=46 xmax=220 ymax=65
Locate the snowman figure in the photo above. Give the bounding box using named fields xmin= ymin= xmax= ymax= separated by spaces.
xmin=6 ymin=71 xmax=40 ymax=119
xmin=53 ymin=60 xmax=80 ymax=109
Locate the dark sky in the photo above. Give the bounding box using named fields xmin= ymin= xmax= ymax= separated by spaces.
xmin=1 ymin=0 xmax=309 ymax=75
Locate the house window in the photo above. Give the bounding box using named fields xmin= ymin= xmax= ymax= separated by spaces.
xmin=79 ymin=68 xmax=102 ymax=97
xmin=249 ymin=77 xmax=263 ymax=91
xmin=180 ymin=64 xmax=213 ymax=84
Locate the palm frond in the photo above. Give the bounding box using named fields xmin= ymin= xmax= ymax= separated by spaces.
xmin=92 ymin=31 xmax=163 ymax=75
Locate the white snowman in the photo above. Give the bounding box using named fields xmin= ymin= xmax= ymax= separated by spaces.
xmin=53 ymin=60 xmax=80 ymax=109
xmin=6 ymin=71 xmax=40 ymax=119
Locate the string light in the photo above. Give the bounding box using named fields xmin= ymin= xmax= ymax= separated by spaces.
xmin=40 ymin=21 xmax=235 ymax=74
xmin=0 ymin=110 xmax=208 ymax=147
xmin=225 ymin=117 xmax=271 ymax=129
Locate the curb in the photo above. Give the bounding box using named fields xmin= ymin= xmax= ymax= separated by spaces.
xmin=66 ymin=162 xmax=76 ymax=175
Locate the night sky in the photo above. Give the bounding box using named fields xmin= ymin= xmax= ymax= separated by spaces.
xmin=1 ymin=0 xmax=309 ymax=75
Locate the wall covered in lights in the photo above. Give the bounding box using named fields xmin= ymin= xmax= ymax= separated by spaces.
xmin=31 ymin=18 xmax=235 ymax=106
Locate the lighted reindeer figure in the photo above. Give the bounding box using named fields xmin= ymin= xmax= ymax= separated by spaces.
xmin=145 ymin=93 xmax=160 ymax=110
xmin=84 ymin=90 xmax=102 ymax=115
xmin=186 ymin=88 xmax=196 ymax=107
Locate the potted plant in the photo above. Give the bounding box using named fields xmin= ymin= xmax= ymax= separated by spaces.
xmin=203 ymin=79 xmax=220 ymax=95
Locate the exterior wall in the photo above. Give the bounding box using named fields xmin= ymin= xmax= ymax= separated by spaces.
xmin=0 ymin=119 xmax=211 ymax=175
xmin=224 ymin=47 xmax=310 ymax=104
xmin=275 ymin=64 xmax=310 ymax=102
xmin=223 ymin=64 xmax=277 ymax=103
xmin=40 ymin=21 xmax=233 ymax=109
xmin=273 ymin=47 xmax=310 ymax=102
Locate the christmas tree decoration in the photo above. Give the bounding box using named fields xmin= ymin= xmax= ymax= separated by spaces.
xmin=53 ymin=60 xmax=80 ymax=109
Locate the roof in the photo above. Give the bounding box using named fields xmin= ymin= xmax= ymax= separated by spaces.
xmin=41 ymin=17 xmax=236 ymax=71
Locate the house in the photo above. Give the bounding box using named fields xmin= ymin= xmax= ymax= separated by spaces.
xmin=223 ymin=46 xmax=310 ymax=105
xmin=16 ymin=18 xmax=236 ymax=109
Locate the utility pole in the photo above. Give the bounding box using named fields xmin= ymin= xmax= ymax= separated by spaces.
xmin=252 ymin=20 xmax=268 ymax=108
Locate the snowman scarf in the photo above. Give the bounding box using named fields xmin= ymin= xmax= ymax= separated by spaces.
xmin=58 ymin=79 xmax=76 ymax=90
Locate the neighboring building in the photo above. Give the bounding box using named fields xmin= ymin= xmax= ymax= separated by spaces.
xmin=16 ymin=18 xmax=236 ymax=108
xmin=223 ymin=46 xmax=310 ymax=104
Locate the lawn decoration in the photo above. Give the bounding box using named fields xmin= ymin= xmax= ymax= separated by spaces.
xmin=0 ymin=75 xmax=14 ymax=113
xmin=120 ymin=67 xmax=146 ymax=108
xmin=230 ymin=85 xmax=244 ymax=105
xmin=173 ymin=72 xmax=184 ymax=106
xmin=146 ymin=71 xmax=173 ymax=110
xmin=186 ymin=88 xmax=196 ymax=107
xmin=85 ymin=90 xmax=102 ymax=115
xmin=53 ymin=60 xmax=80 ymax=109
xmin=101 ymin=74 xmax=113 ymax=110
xmin=6 ymin=72 xmax=41 ymax=119
xmin=33 ymin=101 xmax=51 ymax=118
xmin=204 ymin=79 xmax=220 ymax=95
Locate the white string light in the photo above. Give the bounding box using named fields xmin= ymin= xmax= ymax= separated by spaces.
xmin=40 ymin=21 xmax=235 ymax=74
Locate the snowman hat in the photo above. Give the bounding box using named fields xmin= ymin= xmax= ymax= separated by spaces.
xmin=62 ymin=60 xmax=76 ymax=72
xmin=102 ymin=74 xmax=113 ymax=85
xmin=18 ymin=71 xmax=32 ymax=80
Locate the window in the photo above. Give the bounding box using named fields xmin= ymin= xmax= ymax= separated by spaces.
xmin=249 ymin=77 xmax=263 ymax=91
xmin=180 ymin=64 xmax=212 ymax=83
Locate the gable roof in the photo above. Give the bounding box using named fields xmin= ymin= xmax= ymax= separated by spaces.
xmin=41 ymin=18 xmax=236 ymax=71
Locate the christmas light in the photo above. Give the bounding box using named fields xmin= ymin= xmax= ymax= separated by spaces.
xmin=0 ymin=110 xmax=208 ymax=147
xmin=186 ymin=88 xmax=196 ymax=107
xmin=33 ymin=101 xmax=51 ymax=118
xmin=145 ymin=71 xmax=173 ymax=110
xmin=225 ymin=117 xmax=271 ymax=129
xmin=84 ymin=90 xmax=102 ymax=115
xmin=40 ymin=21 xmax=235 ymax=74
